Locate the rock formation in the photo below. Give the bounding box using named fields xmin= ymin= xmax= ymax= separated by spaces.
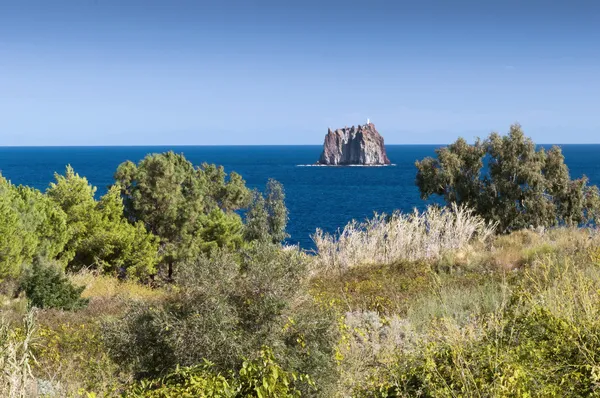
xmin=317 ymin=122 xmax=391 ymax=165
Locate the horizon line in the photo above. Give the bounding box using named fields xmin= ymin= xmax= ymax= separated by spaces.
xmin=2 ymin=143 xmax=600 ymax=148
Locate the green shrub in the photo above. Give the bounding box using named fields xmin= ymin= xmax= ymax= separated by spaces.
xmin=104 ymin=243 xmax=337 ymax=394
xmin=279 ymin=297 xmax=339 ymax=396
xmin=126 ymin=361 xmax=234 ymax=398
xmin=125 ymin=347 xmax=311 ymax=398
xmin=34 ymin=321 xmax=121 ymax=396
xmin=355 ymin=253 xmax=600 ymax=397
xmin=361 ymin=309 xmax=600 ymax=397
xmin=236 ymin=348 xmax=313 ymax=398
xmin=19 ymin=259 xmax=88 ymax=310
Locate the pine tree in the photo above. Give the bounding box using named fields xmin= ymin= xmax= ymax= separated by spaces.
xmin=114 ymin=152 xmax=251 ymax=278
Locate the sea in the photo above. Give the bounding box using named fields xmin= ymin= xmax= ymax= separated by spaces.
xmin=1 ymin=145 xmax=600 ymax=249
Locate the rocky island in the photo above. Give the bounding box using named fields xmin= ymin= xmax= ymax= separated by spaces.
xmin=317 ymin=121 xmax=391 ymax=166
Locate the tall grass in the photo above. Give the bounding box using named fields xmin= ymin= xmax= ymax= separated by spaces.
xmin=0 ymin=310 xmax=37 ymax=398
xmin=70 ymin=270 xmax=166 ymax=302
xmin=312 ymin=204 xmax=496 ymax=272
xmin=342 ymin=242 xmax=600 ymax=396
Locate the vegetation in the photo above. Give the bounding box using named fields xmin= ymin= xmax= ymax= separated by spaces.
xmin=0 ymin=311 xmax=37 ymax=397
xmin=47 ymin=167 xmax=161 ymax=278
xmin=3 ymin=129 xmax=600 ymax=396
xmin=245 ymin=179 xmax=290 ymax=244
xmin=0 ymin=174 xmax=69 ymax=279
xmin=416 ymin=123 xmax=600 ymax=232
xmin=114 ymin=152 xmax=251 ymax=278
xmin=312 ymin=204 xmax=495 ymax=273
xmin=19 ymin=259 xmax=88 ymax=310
xmin=124 ymin=348 xmax=312 ymax=398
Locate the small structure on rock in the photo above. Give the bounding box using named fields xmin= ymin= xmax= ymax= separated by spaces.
xmin=317 ymin=121 xmax=391 ymax=165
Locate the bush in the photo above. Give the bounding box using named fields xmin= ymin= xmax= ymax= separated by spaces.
xmin=33 ymin=321 xmax=121 ymax=396
xmin=125 ymin=347 xmax=312 ymax=398
xmin=278 ymin=296 xmax=339 ymax=396
xmin=20 ymin=259 xmax=88 ymax=310
xmin=104 ymin=243 xmax=338 ymax=394
xmin=354 ymin=251 xmax=600 ymax=397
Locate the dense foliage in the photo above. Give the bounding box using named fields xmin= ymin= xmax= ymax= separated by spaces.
xmin=114 ymin=152 xmax=251 ymax=278
xmin=104 ymin=242 xmax=338 ymax=394
xmin=0 ymin=167 xmax=161 ymax=281
xmin=5 ymin=142 xmax=600 ymax=397
xmin=47 ymin=167 xmax=160 ymax=278
xmin=19 ymin=258 xmax=88 ymax=310
xmin=125 ymin=348 xmax=312 ymax=398
xmin=0 ymin=174 xmax=69 ymax=278
xmin=245 ymin=178 xmax=290 ymax=243
xmin=416 ymin=124 xmax=600 ymax=232
xmin=0 ymin=153 xmax=288 ymax=283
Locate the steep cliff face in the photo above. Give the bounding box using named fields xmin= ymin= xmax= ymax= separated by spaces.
xmin=317 ymin=123 xmax=391 ymax=165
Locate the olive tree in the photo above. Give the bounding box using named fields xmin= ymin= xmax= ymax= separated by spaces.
xmin=416 ymin=124 xmax=600 ymax=232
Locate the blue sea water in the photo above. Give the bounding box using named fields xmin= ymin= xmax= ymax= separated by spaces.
xmin=1 ymin=145 xmax=600 ymax=248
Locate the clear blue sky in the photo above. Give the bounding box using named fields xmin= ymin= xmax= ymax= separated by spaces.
xmin=1 ymin=0 xmax=599 ymax=145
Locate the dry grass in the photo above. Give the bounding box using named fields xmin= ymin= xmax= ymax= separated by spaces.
xmin=0 ymin=310 xmax=37 ymax=398
xmin=71 ymin=270 xmax=166 ymax=303
xmin=19 ymin=273 xmax=167 ymax=397
xmin=524 ymin=251 xmax=600 ymax=324
xmin=1 ymin=225 xmax=597 ymax=397
xmin=485 ymin=227 xmax=600 ymax=270
xmin=312 ymin=204 xmax=496 ymax=273
xmin=325 ymin=226 xmax=600 ymax=396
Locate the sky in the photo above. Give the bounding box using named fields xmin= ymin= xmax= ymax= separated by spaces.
xmin=1 ymin=0 xmax=599 ymax=145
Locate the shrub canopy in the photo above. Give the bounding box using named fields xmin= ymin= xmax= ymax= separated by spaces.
xmin=20 ymin=259 xmax=88 ymax=310
xmin=104 ymin=243 xmax=338 ymax=393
